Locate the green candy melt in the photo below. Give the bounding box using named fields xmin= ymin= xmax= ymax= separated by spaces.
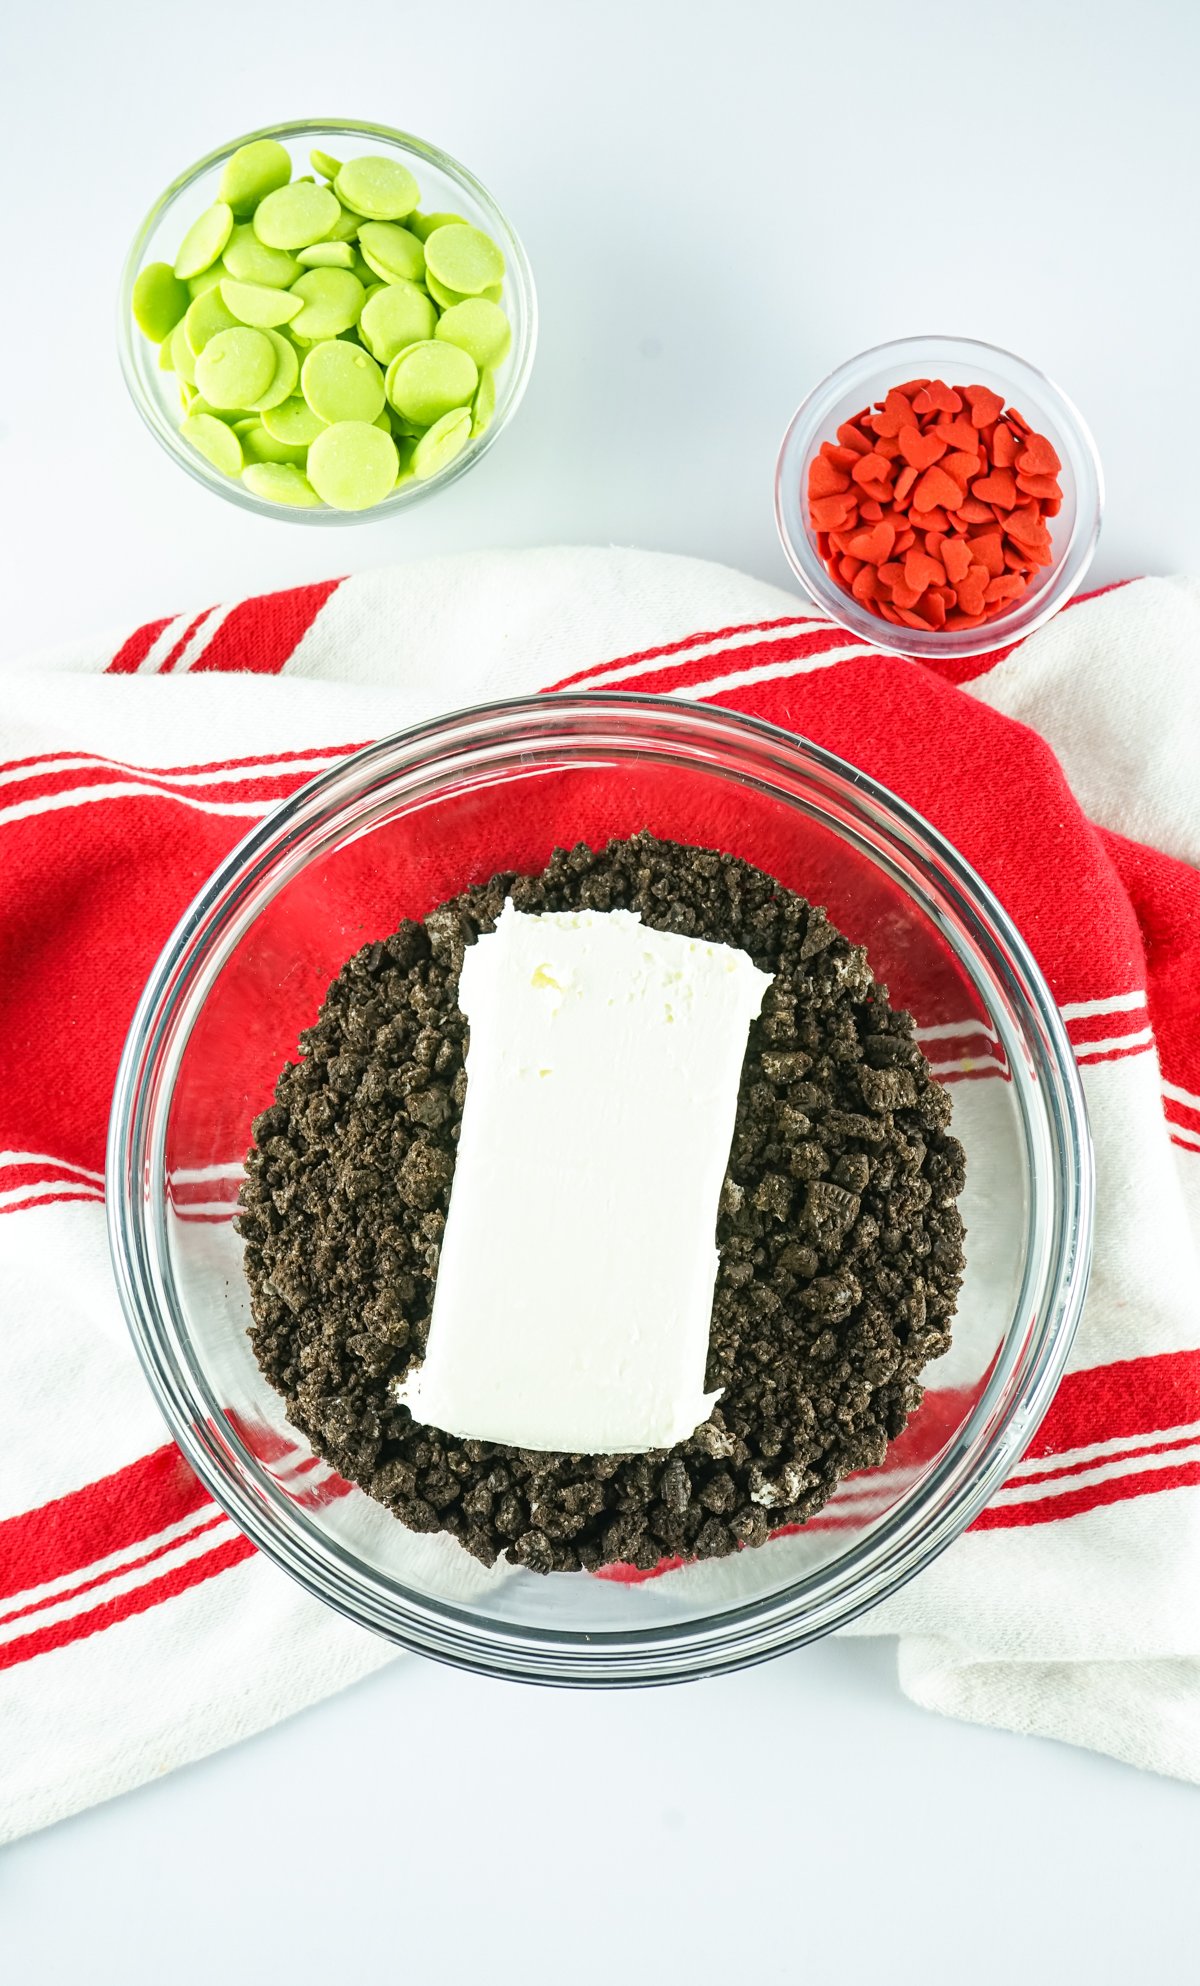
xmin=174 ymin=201 xmax=234 ymax=280
xmin=170 ymin=319 xmax=198 ymax=386
xmin=133 ymin=134 xmax=515 ymax=511
xmin=423 ymin=223 xmax=505 ymax=296
xmin=471 ymin=366 xmax=497 ymax=436
xmin=424 ymin=270 xmax=503 ymax=312
xmin=306 ymin=419 xmax=399 ymax=508
xmin=262 ymin=395 xmax=326 ymax=444
xmin=184 ymin=286 xmax=239 ymax=353
xmin=253 ymin=181 xmax=340 ymax=250
xmin=223 ymin=223 xmax=302 ymax=288
xmin=301 ymin=340 xmax=385 ymax=425
xmin=289 ymin=267 xmax=364 ymax=339
xmin=359 ymin=278 xmax=436 ymax=362
xmin=385 ymin=339 xmax=478 ymax=426
xmin=434 ymin=297 xmax=511 ymax=370
xmin=219 ymin=278 xmax=304 ymax=327
xmin=240 ymin=422 xmax=309 ymax=465
xmin=296 ymin=240 xmax=356 ymax=269
xmin=248 ymin=328 xmax=300 ymax=410
xmin=194 ymin=325 xmax=277 ymax=408
xmin=409 ymin=210 xmax=467 ymax=241
xmin=133 ymin=262 xmax=190 ymax=342
xmin=181 ymin=411 xmax=244 ymax=477
xmin=242 ymin=462 xmax=321 ymax=505
xmin=219 ymin=139 xmax=292 ymax=217
xmin=357 ymin=220 xmax=425 ymax=284
xmin=411 ymin=406 xmax=472 ymax=480
xmin=334 ymin=155 xmax=419 ymax=220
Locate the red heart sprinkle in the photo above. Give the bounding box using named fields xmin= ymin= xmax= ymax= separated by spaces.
xmin=911 ymin=464 xmax=964 ymax=512
xmin=898 ymin=424 xmax=947 ymax=471
xmin=870 ymin=388 xmax=918 ymax=439
xmin=954 ymin=564 xmax=989 ymax=616
xmin=991 ymin=424 xmax=1021 ymax=468
xmin=971 ymin=468 xmax=1018 ymax=508
xmin=941 ymin=536 xmax=971 ymax=584
xmin=940 ymin=450 xmax=983 ymax=489
xmin=930 ymin=419 xmax=981 ymax=453
xmin=852 ymin=451 xmax=896 ymax=487
xmin=965 ymin=385 xmax=1004 ymax=426
xmin=912 ymin=380 xmax=962 ymax=416
xmin=1018 ymin=433 xmax=1062 ymax=475
xmin=836 ymin=420 xmax=873 ymax=454
xmin=968 ymin=530 xmax=1005 ymax=577
xmin=846 ymin=521 xmax=896 ymax=564
xmin=811 ymin=494 xmax=857 ymax=530
xmin=905 ymin=549 xmax=947 ymax=591
xmin=809 ymin=453 xmax=852 ymax=498
xmin=1016 ymin=471 xmax=1062 ymax=500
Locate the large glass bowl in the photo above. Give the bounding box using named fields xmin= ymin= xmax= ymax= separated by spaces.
xmin=107 ymin=695 xmax=1093 ymax=1684
xmin=118 ymin=118 xmax=536 ymax=522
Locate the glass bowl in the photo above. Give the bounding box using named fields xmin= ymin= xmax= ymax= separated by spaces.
xmin=107 ymin=694 xmax=1093 ymax=1684
xmin=118 ymin=118 xmax=536 ymax=522
xmin=775 ymin=334 xmax=1103 ymax=660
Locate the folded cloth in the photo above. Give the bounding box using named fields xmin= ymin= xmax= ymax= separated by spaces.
xmin=2 ymin=549 xmax=1198 ymax=1842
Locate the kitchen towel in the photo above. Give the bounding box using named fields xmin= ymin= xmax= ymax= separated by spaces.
xmin=2 ymin=548 xmax=1198 ymax=1841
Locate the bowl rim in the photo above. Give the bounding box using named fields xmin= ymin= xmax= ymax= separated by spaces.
xmin=117 ymin=116 xmax=537 ymax=524
xmin=107 ymin=691 xmax=1094 ymax=1684
xmin=775 ymin=332 xmax=1104 ymax=660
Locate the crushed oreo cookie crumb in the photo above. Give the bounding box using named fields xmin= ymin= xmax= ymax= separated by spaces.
xmin=238 ymin=834 xmax=966 ymax=1573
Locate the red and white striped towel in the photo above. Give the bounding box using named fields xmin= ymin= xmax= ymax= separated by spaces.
xmin=2 ymin=549 xmax=1198 ymax=1839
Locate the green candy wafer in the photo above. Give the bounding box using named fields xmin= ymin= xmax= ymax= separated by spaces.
xmin=423 ymin=223 xmax=505 ymax=296
xmin=301 ymin=340 xmax=385 ymax=425
xmin=219 ymin=278 xmax=304 ymax=327
xmin=411 ymin=406 xmax=472 ymax=479
xmin=174 ymin=201 xmax=234 ymax=280
xmin=357 ymin=220 xmax=425 ymax=284
xmin=242 ymin=461 xmax=321 ymax=505
xmin=434 ymin=297 xmax=511 ymax=370
xmin=219 ymin=139 xmax=292 ymax=218
xmin=385 ymin=339 xmax=478 ymax=426
xmin=253 ymin=181 xmax=340 ymax=250
xmin=262 ymin=396 xmax=326 ymax=445
xmin=288 ymin=267 xmax=364 ymax=340
xmin=334 ymin=155 xmax=419 ymax=221
xmin=359 ymin=278 xmax=436 ymax=363
xmin=181 ymin=410 xmax=244 ymax=477
xmin=194 ymin=326 xmax=276 ymax=408
xmin=223 ymin=223 xmax=302 ymax=288
xmin=306 ymin=419 xmax=398 ymax=508
xmin=133 ymin=262 xmax=190 ymax=342
xmin=184 ymin=286 xmax=239 ymax=354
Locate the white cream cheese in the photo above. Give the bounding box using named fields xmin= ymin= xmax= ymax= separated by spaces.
xmin=394 ymin=901 xmax=773 ymax=1454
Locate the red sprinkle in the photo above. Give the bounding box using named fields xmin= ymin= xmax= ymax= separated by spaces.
xmin=805 ymin=378 xmax=1064 ymax=631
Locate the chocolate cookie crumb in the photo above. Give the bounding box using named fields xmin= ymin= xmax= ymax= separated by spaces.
xmin=238 ymin=833 xmax=966 ymax=1573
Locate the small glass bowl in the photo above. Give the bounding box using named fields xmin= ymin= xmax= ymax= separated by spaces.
xmin=118 ymin=119 xmax=537 ymax=523
xmin=776 ymin=335 xmax=1103 ymax=660
xmin=108 ymin=695 xmax=1093 ymax=1685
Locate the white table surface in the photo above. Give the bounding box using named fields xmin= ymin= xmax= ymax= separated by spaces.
xmin=3 ymin=0 xmax=1199 ymax=1972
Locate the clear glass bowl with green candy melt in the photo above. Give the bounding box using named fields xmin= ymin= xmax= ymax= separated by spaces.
xmin=118 ymin=119 xmax=536 ymax=523
xmin=108 ymin=695 xmax=1093 ymax=1686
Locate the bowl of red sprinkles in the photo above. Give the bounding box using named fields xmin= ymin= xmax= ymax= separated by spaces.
xmin=776 ymin=335 xmax=1103 ymax=658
